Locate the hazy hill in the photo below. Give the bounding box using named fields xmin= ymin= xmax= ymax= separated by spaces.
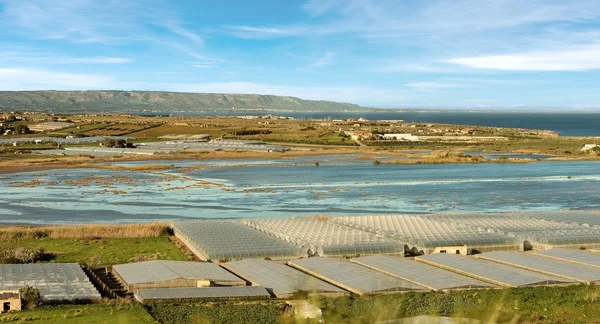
xmin=0 ymin=90 xmax=372 ymax=113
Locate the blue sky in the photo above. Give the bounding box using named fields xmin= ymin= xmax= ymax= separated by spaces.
xmin=1 ymin=0 xmax=600 ymax=109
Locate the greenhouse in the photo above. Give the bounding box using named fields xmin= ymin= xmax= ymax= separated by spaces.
xmin=535 ymin=248 xmax=600 ymax=268
xmin=172 ymin=220 xmax=304 ymax=261
xmin=220 ymin=259 xmax=347 ymax=298
xmin=477 ymin=251 xmax=600 ymax=284
xmin=134 ymin=286 xmax=271 ymax=303
xmin=350 ymin=255 xmax=496 ymax=291
xmin=0 ymin=263 xmax=100 ymax=301
xmin=423 ymin=212 xmax=582 ymax=234
xmin=523 ymin=211 xmax=600 ymax=227
xmin=524 ymin=228 xmax=600 ymax=250
xmin=416 ymin=254 xmax=573 ymax=288
xmin=288 ymin=257 xmax=425 ymax=295
xmin=112 ymin=260 xmax=246 ymax=291
xmin=332 ymin=215 xmax=521 ymax=254
xmin=242 ymin=217 xmax=404 ymax=257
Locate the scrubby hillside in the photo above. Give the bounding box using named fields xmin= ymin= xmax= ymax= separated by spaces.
xmin=0 ymin=90 xmax=371 ymax=113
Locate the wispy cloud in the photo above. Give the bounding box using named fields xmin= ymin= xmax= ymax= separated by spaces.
xmin=303 ymin=52 xmax=336 ymax=69
xmin=0 ymin=50 xmax=133 ymax=64
xmin=0 ymin=67 xmax=115 ymax=89
xmin=162 ymin=23 xmax=204 ymax=44
xmin=189 ymin=61 xmax=216 ymax=69
xmin=405 ymin=82 xmax=462 ymax=91
xmin=226 ymin=25 xmax=304 ymax=39
xmin=446 ymin=45 xmax=600 ymax=71
xmin=226 ymin=1 xmax=600 ymax=40
xmin=0 ymin=0 xmax=209 ymax=60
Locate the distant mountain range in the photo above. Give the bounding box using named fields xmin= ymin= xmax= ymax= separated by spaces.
xmin=0 ymin=90 xmax=375 ymax=113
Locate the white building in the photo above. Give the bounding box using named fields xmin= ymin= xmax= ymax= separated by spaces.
xmin=380 ymin=133 xmax=419 ymax=142
xmin=581 ymin=144 xmax=599 ymax=151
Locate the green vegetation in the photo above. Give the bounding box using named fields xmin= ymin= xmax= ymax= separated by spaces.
xmin=19 ymin=285 xmax=42 ymax=309
xmin=234 ymin=129 xmax=272 ymax=136
xmin=0 ymin=237 xmax=188 ymax=268
xmin=0 ymin=303 xmax=155 ymax=323
xmin=0 ymin=247 xmax=52 ymax=264
xmin=318 ymin=284 xmax=600 ymax=323
xmin=144 ymin=302 xmax=281 ymax=324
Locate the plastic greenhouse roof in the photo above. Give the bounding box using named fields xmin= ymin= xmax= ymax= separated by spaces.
xmin=523 ymin=211 xmax=600 ymax=227
xmin=288 ymin=257 xmax=425 ymax=295
xmin=220 ymin=259 xmax=346 ymax=297
xmin=135 ymin=286 xmax=270 ymax=301
xmin=350 ymin=255 xmax=496 ymax=291
xmin=477 ymin=251 xmax=600 ymax=284
xmin=0 ymin=263 xmax=100 ymax=301
xmin=242 ymin=217 xmax=402 ymax=250
xmin=535 ymin=248 xmax=600 ymax=268
xmin=416 ymin=254 xmax=574 ymax=288
xmin=332 ymin=215 xmax=520 ymax=249
xmin=112 ymin=260 xmax=244 ymax=286
xmin=173 ymin=220 xmax=304 ymax=260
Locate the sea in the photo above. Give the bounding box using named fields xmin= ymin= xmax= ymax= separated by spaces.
xmin=2 ymin=158 xmax=599 ymax=224
xmin=136 ymin=111 xmax=600 ymax=137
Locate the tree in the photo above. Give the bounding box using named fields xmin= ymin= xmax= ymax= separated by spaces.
xmin=14 ymin=124 xmax=30 ymax=134
xmin=19 ymin=285 xmax=41 ymax=309
xmin=103 ymin=137 xmax=116 ymax=147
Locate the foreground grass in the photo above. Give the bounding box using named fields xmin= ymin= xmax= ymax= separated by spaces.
xmin=317 ymin=284 xmax=600 ymax=323
xmin=0 ymin=303 xmax=155 ymax=323
xmin=144 ymin=302 xmax=283 ymax=324
xmin=0 ymin=223 xmax=171 ymax=240
xmin=0 ymin=236 xmax=189 ymax=267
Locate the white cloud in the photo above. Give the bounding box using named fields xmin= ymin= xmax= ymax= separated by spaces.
xmin=226 ymin=26 xmax=305 ymax=39
xmin=0 ymin=51 xmax=133 ymax=64
xmin=65 ymin=57 xmax=133 ymax=64
xmin=162 ymin=23 xmax=203 ymax=44
xmin=0 ymin=68 xmax=115 ymax=89
xmin=373 ymin=63 xmax=455 ymax=73
xmin=405 ymin=82 xmax=461 ymax=91
xmin=303 ymin=52 xmax=336 ymax=69
xmin=447 ymin=45 xmax=600 ymax=71
xmin=226 ymin=0 xmax=600 ymax=40
xmin=0 ymin=0 xmax=208 ymax=59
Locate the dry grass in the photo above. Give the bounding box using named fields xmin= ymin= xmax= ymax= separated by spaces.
xmin=0 ymin=222 xmax=171 ymax=240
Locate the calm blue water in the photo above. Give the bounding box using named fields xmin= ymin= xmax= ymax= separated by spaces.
xmin=2 ymin=160 xmax=598 ymax=224
xmin=137 ymin=111 xmax=600 ymax=136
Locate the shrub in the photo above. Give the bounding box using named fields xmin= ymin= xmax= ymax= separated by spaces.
xmin=19 ymin=285 xmax=41 ymax=309
xmin=0 ymin=247 xmax=46 ymax=264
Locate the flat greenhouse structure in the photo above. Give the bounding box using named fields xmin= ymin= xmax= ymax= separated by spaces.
xmin=220 ymin=259 xmax=347 ymax=298
xmin=134 ymin=286 xmax=271 ymax=303
xmin=535 ymin=248 xmax=600 ymax=268
xmin=477 ymin=251 xmax=600 ymax=284
xmin=172 ymin=220 xmax=304 ymax=261
xmin=112 ymin=260 xmax=245 ymax=291
xmin=0 ymin=263 xmax=100 ymax=301
xmin=416 ymin=254 xmax=574 ymax=288
xmin=350 ymin=255 xmax=496 ymax=291
xmin=288 ymin=257 xmax=425 ymax=295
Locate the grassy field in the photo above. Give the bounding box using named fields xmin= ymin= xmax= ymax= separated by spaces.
xmin=128 ymin=124 xmax=224 ymax=138
xmin=47 ymin=123 xmax=109 ymax=136
xmin=0 ymin=223 xmax=171 ymax=240
xmin=0 ymin=236 xmax=189 ymax=267
xmin=144 ymin=302 xmax=282 ymax=324
xmin=0 ymin=303 xmax=155 ymax=323
xmin=318 ymin=284 xmax=600 ymax=323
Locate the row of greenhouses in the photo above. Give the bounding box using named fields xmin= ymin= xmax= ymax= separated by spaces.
xmin=173 ymin=211 xmax=600 ymax=260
